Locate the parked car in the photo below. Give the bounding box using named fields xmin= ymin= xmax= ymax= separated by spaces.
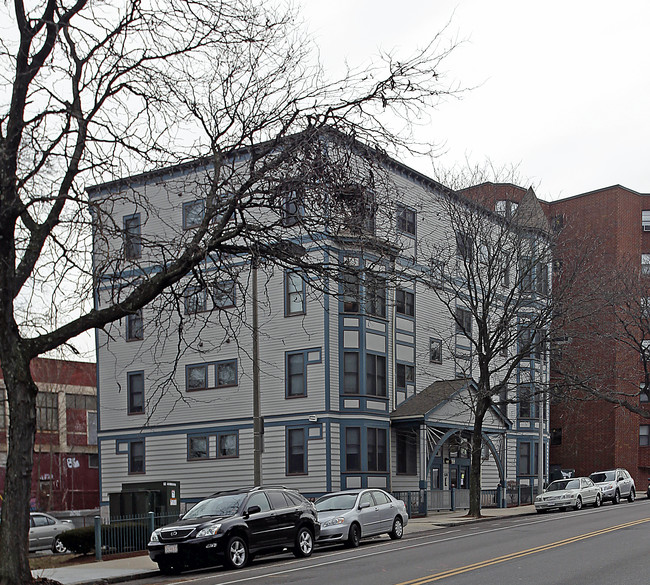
xmin=148 ymin=486 xmax=320 ymax=574
xmin=589 ymin=468 xmax=636 ymax=504
xmin=534 ymin=477 xmax=602 ymax=513
xmin=315 ymin=488 xmax=408 ymax=548
xmin=29 ymin=512 xmax=73 ymax=553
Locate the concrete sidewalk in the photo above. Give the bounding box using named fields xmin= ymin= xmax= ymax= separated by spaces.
xmin=32 ymin=505 xmax=536 ymax=585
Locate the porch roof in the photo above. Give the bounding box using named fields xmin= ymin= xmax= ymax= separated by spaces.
xmin=390 ymin=379 xmax=470 ymax=421
xmin=390 ymin=378 xmax=511 ymax=430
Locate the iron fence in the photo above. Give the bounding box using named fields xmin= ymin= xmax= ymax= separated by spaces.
xmin=94 ymin=512 xmax=178 ymax=560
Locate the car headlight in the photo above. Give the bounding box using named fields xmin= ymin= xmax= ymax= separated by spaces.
xmin=322 ymin=516 xmax=345 ymax=528
xmin=149 ymin=529 xmax=161 ymax=543
xmin=196 ymin=524 xmax=222 ymax=538
xmin=535 ymin=495 xmax=541 ymax=501
xmin=561 ymin=494 xmax=573 ymax=499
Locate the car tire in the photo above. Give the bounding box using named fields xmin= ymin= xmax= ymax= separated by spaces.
xmin=52 ymin=537 xmax=68 ymax=554
xmin=573 ymin=497 xmax=582 ymax=511
xmin=345 ymin=523 xmax=361 ymax=548
xmin=628 ymin=488 xmax=635 ymax=503
xmin=293 ymin=526 xmax=314 ymax=558
xmin=389 ymin=517 xmax=403 ymax=540
xmin=225 ymin=535 xmax=249 ymax=569
xmin=613 ymin=490 xmax=620 ymax=504
xmin=158 ymin=560 xmax=182 ymax=575
xmin=536 ymin=508 xmax=546 ymax=514
xmin=559 ymin=506 xmax=567 ymax=512
xmin=593 ymin=494 xmax=601 ymax=508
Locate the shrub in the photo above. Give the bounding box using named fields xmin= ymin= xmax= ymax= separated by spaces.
xmin=58 ymin=527 xmax=94 ymax=555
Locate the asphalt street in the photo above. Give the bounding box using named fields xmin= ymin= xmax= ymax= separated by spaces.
xmin=123 ymin=500 xmax=650 ymax=585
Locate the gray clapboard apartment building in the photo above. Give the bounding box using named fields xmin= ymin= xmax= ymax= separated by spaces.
xmin=90 ymin=135 xmax=549 ymax=513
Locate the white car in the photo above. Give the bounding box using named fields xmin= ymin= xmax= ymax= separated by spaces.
xmin=589 ymin=469 xmax=636 ymax=504
xmin=534 ymin=477 xmax=602 ymax=513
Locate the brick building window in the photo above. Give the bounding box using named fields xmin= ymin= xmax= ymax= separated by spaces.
xmin=36 ymin=392 xmax=58 ymax=431
xmin=642 ymin=254 xmax=650 ymax=276
xmin=0 ymin=395 xmax=6 ymax=429
xmin=642 ymin=210 xmax=650 ymax=230
xmin=641 ymin=425 xmax=650 ymax=446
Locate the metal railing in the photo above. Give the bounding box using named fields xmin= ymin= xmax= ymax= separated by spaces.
xmin=94 ymin=512 xmax=178 ymax=560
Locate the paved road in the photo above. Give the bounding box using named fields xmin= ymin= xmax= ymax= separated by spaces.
xmin=127 ymin=500 xmax=649 ymax=585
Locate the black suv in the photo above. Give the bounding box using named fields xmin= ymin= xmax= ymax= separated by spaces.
xmin=148 ymin=486 xmax=320 ymax=574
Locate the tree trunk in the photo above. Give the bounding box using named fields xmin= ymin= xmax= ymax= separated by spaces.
xmin=0 ymin=352 xmax=39 ymax=585
xmin=468 ymin=399 xmax=489 ymax=517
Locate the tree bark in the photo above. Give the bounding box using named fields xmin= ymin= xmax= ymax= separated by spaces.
xmin=0 ymin=349 xmax=39 ymax=585
xmin=468 ymin=398 xmax=489 ymax=517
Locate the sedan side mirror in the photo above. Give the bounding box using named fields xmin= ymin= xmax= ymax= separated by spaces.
xmin=246 ymin=505 xmax=262 ymax=516
xmin=358 ymin=502 xmax=370 ymax=510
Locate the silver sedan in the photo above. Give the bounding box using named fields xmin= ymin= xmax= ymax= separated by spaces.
xmin=29 ymin=512 xmax=73 ymax=553
xmin=315 ymin=489 xmax=408 ymax=548
xmin=534 ymin=477 xmax=602 ymax=513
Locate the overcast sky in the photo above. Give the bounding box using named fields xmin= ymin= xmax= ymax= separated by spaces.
xmin=301 ymin=0 xmax=650 ymax=201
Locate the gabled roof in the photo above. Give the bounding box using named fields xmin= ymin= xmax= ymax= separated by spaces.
xmin=390 ymin=378 xmax=471 ymax=420
xmin=512 ymin=187 xmax=550 ymax=233
xmin=390 ymin=378 xmax=511 ymax=430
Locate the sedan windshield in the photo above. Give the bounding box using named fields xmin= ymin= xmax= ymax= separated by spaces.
xmin=315 ymin=494 xmax=358 ymax=512
xmin=184 ymin=494 xmax=246 ymax=519
xmin=547 ymin=479 xmax=580 ymax=491
xmin=589 ymin=471 xmax=615 ymax=483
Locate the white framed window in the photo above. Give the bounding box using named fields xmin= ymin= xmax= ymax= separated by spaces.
xmin=643 ymin=210 xmax=650 ymax=230
xmin=123 ymin=214 xmax=141 ymax=259
xmin=640 ymin=425 xmax=650 ymax=446
xmin=642 ymin=254 xmax=650 ymax=275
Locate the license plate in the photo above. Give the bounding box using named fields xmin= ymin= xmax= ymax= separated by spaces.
xmin=164 ymin=544 xmax=178 ymax=554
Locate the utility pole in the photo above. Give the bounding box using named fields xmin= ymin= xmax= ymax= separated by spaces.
xmin=252 ymin=259 xmax=262 ymax=486
xmin=537 ymin=387 xmax=545 ymax=496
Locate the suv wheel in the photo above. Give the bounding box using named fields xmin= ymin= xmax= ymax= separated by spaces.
xmin=293 ymin=526 xmax=314 ymax=558
xmin=225 ymin=535 xmax=249 ymax=569
xmin=158 ymin=560 xmax=182 ymax=575
xmin=628 ymin=488 xmax=635 ymax=503
xmin=613 ymin=490 xmax=620 ymax=504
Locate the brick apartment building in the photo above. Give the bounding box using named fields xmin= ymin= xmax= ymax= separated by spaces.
xmin=0 ymin=358 xmax=99 ymax=511
xmin=462 ymin=183 xmax=650 ymax=490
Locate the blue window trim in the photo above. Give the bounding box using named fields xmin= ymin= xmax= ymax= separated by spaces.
xmin=123 ymin=213 xmax=142 ymax=260
xmin=187 ymin=434 xmax=209 ymax=461
xmin=429 ymin=337 xmax=443 ymax=364
xmin=216 ymin=430 xmax=239 ymax=459
xmin=284 ymin=270 xmax=306 ymax=316
xmin=395 ymin=361 xmax=415 ymax=391
xmin=127 ymin=370 xmax=144 ymax=415
xmin=396 ymin=202 xmax=416 ymax=237
xmin=125 ymin=310 xmax=144 ymax=342
xmin=185 ymin=359 xmax=238 ymax=392
xmin=214 ymin=279 xmax=236 ymax=309
xmin=182 ymin=199 xmax=205 ymax=229
xmin=184 ymin=285 xmax=207 ymax=314
xmin=342 ymin=350 xmax=360 ymax=396
xmin=341 ymin=422 xmax=390 ymax=473
xmin=128 ymin=439 xmax=145 ymax=474
xmin=286 ymin=426 xmax=308 ymax=475
xmin=365 ymin=351 xmax=387 ymax=398
xmin=517 ymin=383 xmax=536 ymax=419
xmin=285 ymin=348 xmax=322 ymax=399
xmin=186 ymin=363 xmax=208 ymax=391
xmin=395 ymin=287 xmax=415 ymax=318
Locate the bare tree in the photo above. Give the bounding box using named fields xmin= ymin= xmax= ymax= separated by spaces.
xmin=0 ymin=0 xmax=459 ymax=582
xmin=416 ymin=184 xmax=556 ymax=517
